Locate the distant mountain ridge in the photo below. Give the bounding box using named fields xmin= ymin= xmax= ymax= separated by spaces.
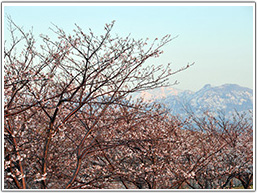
xmin=132 ymin=84 xmax=253 ymax=116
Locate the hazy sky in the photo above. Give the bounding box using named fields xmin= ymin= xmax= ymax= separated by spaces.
xmin=3 ymin=3 xmax=254 ymax=91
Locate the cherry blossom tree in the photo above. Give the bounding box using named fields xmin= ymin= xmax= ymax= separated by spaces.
xmin=4 ymin=17 xmax=252 ymax=190
xmin=179 ymin=111 xmax=253 ymax=189
xmin=4 ymin=17 xmax=192 ymax=189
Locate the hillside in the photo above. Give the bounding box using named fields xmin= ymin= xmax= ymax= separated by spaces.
xmin=132 ymin=84 xmax=253 ymax=117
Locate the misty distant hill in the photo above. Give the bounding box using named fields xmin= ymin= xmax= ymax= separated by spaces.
xmin=132 ymin=84 xmax=253 ymax=117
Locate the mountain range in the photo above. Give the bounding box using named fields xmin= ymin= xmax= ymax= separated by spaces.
xmin=132 ymin=84 xmax=253 ymax=117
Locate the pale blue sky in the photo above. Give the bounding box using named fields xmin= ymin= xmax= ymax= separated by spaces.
xmin=3 ymin=4 xmax=254 ymax=91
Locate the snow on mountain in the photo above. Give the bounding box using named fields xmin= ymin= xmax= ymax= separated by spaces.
xmin=132 ymin=84 xmax=253 ymax=117
xmin=131 ymin=87 xmax=183 ymax=102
